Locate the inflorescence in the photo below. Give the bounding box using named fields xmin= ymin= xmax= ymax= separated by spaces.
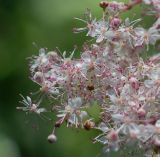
xmin=17 ymin=0 xmax=160 ymax=156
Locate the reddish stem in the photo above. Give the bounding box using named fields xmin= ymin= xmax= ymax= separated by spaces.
xmin=99 ymin=0 xmax=143 ymax=12
xmin=122 ymin=0 xmax=142 ymax=11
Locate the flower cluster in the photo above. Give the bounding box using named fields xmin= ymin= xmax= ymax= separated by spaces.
xmin=17 ymin=0 xmax=160 ymax=156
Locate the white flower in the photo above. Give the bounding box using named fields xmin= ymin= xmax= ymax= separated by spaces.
xmin=68 ymin=97 xmax=83 ymax=109
xmin=137 ymin=125 xmax=155 ymax=142
xmin=133 ymin=26 xmax=160 ymax=48
xmin=97 ymin=122 xmax=109 ymax=132
xmin=118 ymin=123 xmax=139 ymax=136
xmin=155 ymin=120 xmax=160 ymax=128
xmin=148 ymin=26 xmax=160 ymax=45
xmin=133 ymin=27 xmax=147 ymax=47
xmin=111 ymin=114 xmax=124 ymax=122
xmin=150 ymin=69 xmax=160 ymax=80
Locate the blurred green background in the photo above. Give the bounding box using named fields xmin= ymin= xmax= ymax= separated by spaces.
xmin=0 ymin=0 xmax=154 ymax=157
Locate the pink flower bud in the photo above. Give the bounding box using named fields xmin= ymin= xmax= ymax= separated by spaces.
xmin=107 ymin=130 xmax=118 ymax=141
xmin=110 ymin=17 xmax=121 ymax=30
xmin=129 ymin=77 xmax=139 ymax=90
xmin=137 ymin=108 xmax=146 ymax=117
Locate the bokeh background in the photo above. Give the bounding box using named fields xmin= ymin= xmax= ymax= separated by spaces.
xmin=0 ymin=0 xmax=155 ymax=157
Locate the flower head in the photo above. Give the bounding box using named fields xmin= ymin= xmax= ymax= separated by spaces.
xmin=18 ymin=1 xmax=160 ymax=156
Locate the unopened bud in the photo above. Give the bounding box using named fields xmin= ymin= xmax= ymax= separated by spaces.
xmin=99 ymin=1 xmax=109 ymax=9
xmin=83 ymin=120 xmax=95 ymax=130
xmin=129 ymin=77 xmax=139 ymax=90
xmin=47 ymin=133 xmax=57 ymax=144
xmin=137 ymin=108 xmax=146 ymax=117
xmin=110 ymin=17 xmax=121 ymax=30
xmin=107 ymin=130 xmax=118 ymax=141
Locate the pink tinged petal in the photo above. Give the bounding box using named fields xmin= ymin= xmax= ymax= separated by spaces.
xmin=98 ymin=122 xmax=109 ymax=132
xmin=137 ymin=125 xmax=155 ymax=142
xmin=96 ymin=35 xmax=104 ymax=43
xmin=155 ymin=120 xmax=160 ymax=128
xmin=144 ymin=80 xmax=154 ymax=88
xmin=111 ymin=114 xmax=124 ymax=122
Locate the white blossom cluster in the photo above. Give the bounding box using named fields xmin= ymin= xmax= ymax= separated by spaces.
xmin=17 ymin=0 xmax=160 ymax=156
